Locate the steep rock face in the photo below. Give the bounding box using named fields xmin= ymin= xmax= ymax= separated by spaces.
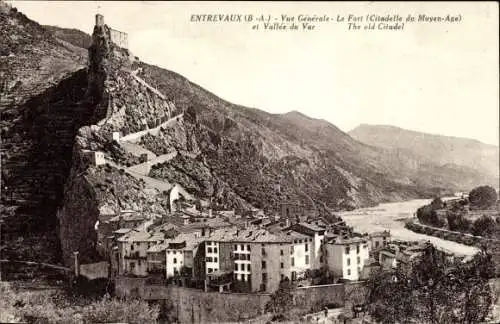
xmin=57 ymin=20 xmax=178 ymax=266
xmin=0 ymin=4 xmax=93 ymax=262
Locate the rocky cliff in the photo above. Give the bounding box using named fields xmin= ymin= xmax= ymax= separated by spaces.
xmin=1 ymin=4 xmax=90 ymax=263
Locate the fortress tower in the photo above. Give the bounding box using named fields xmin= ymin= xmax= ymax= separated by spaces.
xmin=93 ymin=13 xmax=129 ymax=49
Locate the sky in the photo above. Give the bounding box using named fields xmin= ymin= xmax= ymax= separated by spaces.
xmin=10 ymin=1 xmax=499 ymax=145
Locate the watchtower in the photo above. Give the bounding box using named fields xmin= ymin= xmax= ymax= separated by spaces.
xmin=95 ymin=13 xmax=104 ymax=27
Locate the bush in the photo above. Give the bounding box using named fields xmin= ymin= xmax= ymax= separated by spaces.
xmin=447 ymin=213 xmax=472 ymax=232
xmin=469 ymin=186 xmax=498 ymax=209
xmin=471 ymin=215 xmax=497 ymax=237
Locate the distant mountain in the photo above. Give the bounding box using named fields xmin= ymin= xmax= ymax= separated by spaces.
xmin=43 ymin=25 xmax=92 ymax=49
xmin=349 ymin=124 xmax=499 ymax=189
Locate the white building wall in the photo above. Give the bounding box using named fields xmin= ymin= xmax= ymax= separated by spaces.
xmin=233 ymin=243 xmax=251 ymax=281
xmin=291 ymin=240 xmax=310 ymax=279
xmin=205 ymin=241 xmax=220 ymax=273
xmin=312 ymin=232 xmax=324 ymax=268
xmin=166 ymin=249 xmax=185 ymax=278
xmin=325 ymin=241 xmax=369 ymax=281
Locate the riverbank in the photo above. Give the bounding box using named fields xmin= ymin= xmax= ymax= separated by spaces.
xmin=338 ymin=199 xmax=478 ymax=256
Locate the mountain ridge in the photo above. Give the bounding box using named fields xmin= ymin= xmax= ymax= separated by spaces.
xmin=350 ymin=124 xmax=499 ymax=187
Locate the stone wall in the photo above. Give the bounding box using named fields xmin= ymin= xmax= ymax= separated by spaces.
xmin=114 ymin=277 xmax=269 ymax=323
xmin=115 ymin=276 xmax=368 ymax=323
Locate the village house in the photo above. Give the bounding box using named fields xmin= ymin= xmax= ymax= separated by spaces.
xmin=286 ymin=222 xmax=327 ymax=270
xmin=369 ymin=230 xmax=391 ymax=254
xmin=117 ymin=229 xmax=166 ymax=277
xmin=323 ymin=234 xmax=370 ymax=281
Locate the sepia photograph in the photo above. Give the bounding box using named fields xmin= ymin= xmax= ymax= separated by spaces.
xmin=0 ymin=1 xmax=499 ymax=323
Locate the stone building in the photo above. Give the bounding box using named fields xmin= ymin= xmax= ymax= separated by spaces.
xmin=95 ymin=14 xmax=128 ymax=49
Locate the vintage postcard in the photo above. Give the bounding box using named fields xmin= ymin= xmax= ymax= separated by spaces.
xmin=0 ymin=1 xmax=498 ymax=323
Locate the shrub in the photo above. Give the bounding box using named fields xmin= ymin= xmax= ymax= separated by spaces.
xmin=469 ymin=186 xmax=498 ymax=209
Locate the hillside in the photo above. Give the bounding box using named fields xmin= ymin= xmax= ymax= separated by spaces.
xmin=2 ymin=5 xmax=492 ymax=265
xmin=350 ymin=124 xmax=499 ymax=189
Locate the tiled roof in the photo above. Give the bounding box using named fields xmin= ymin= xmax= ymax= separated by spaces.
xmin=296 ymin=222 xmax=326 ymax=232
xmin=218 ymin=227 xmax=294 ymax=243
xmin=283 ymin=230 xmax=310 ymax=240
xmin=327 ymin=235 xmax=369 ymax=245
xmin=147 ymin=241 xmax=171 ymax=253
xmin=370 ymin=230 xmax=390 ymax=237
xmin=113 ymin=228 xmax=132 ymax=234
xmin=118 ymin=228 xmax=166 ymax=243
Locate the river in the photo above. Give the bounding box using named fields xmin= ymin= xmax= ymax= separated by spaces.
xmin=338 ymin=198 xmax=479 ymax=256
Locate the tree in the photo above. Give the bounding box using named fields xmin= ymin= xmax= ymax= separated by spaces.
xmin=366 ymin=244 xmax=494 ymax=324
xmin=471 ymin=215 xmax=497 ymax=237
xmin=265 ymin=279 xmax=295 ymax=321
xmin=469 ymin=186 xmax=498 ymax=209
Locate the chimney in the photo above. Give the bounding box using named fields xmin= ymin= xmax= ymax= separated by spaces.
xmin=73 ymin=251 xmax=80 ymax=277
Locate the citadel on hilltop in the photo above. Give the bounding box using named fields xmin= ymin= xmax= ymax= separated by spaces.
xmin=95 ymin=13 xmax=128 ymax=49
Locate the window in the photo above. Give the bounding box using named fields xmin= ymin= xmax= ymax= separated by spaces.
xmin=305 ymin=255 xmax=309 ymax=265
xmin=247 ymin=244 xmax=251 ymax=251
xmin=214 ymin=247 xmax=218 ymax=253
xmin=280 ymin=262 xmax=284 ymax=269
xmin=347 ymin=268 xmax=351 ymax=276
xmin=208 ymin=268 xmax=213 ymax=273
xmin=291 ymin=257 xmax=295 ymax=266
xmin=206 ymin=257 xmax=212 ymax=262
xmin=262 ymin=247 xmax=266 ymax=256
xmin=375 ymin=241 xmax=380 ymax=248
xmin=280 ymin=250 xmax=284 ymax=256
xmin=305 ymin=243 xmax=309 ymax=252
xmin=173 ymin=251 xmax=176 ymax=255
xmin=290 ymin=246 xmax=294 ymax=254
xmin=214 ymin=257 xmax=218 ymax=263
xmin=281 ymin=274 xmax=285 ymax=281
xmin=262 ymin=261 xmax=266 ymax=269
xmin=356 ymin=245 xmax=360 ymax=254
xmin=347 ymin=258 xmax=350 ymax=266
xmin=174 ymin=258 xmax=177 ymax=264
xmin=234 ymin=244 xmax=238 ymax=251
xmin=358 ymin=267 xmax=361 ymax=275
xmin=131 ymin=244 xmax=134 ymax=251
xmin=357 ymin=256 xmax=360 ymax=264
xmin=207 ymin=247 xmax=212 ymax=253
xmin=345 ymin=246 xmax=350 ymax=254
xmin=234 ymin=263 xmax=238 ymax=271
xmin=240 ymin=244 xmax=244 ymax=251
xmin=262 ymin=273 xmax=267 ymax=283
xmin=246 ymin=254 xmax=250 ymax=261
xmin=247 ymin=264 xmax=251 ymax=271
